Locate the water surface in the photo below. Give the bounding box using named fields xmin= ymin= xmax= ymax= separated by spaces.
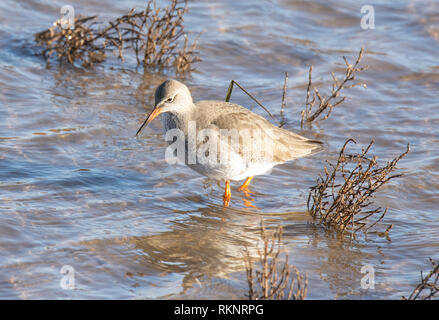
xmin=0 ymin=0 xmax=438 ymax=299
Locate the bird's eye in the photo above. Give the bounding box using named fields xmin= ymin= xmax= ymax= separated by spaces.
xmin=166 ymin=97 xmax=174 ymax=103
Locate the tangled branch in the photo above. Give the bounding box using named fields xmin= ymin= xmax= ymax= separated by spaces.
xmin=404 ymin=258 xmax=439 ymax=300
xmin=34 ymin=0 xmax=199 ymax=73
xmin=301 ymin=48 xmax=367 ymax=126
xmin=243 ymin=220 xmax=307 ymax=300
xmin=307 ymin=139 xmax=410 ymax=236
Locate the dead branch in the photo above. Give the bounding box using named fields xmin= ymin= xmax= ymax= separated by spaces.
xmin=34 ymin=0 xmax=199 ymax=74
xmin=301 ymin=48 xmax=367 ymax=126
xmin=243 ymin=220 xmax=307 ymax=300
xmin=279 ymin=72 xmax=289 ymax=128
xmin=307 ymin=139 xmax=410 ymax=236
xmin=403 ymin=258 xmax=439 ymax=300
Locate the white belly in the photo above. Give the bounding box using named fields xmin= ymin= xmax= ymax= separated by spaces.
xmin=161 ymin=112 xmax=278 ymax=181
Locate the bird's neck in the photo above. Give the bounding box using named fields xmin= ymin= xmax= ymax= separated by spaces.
xmin=164 ymin=102 xmax=196 ymax=134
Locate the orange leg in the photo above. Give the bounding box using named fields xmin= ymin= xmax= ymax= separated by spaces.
xmin=223 ymin=180 xmax=231 ymax=206
xmin=238 ymin=176 xmax=254 ymax=191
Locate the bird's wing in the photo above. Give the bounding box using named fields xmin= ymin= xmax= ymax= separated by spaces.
xmin=197 ymin=101 xmax=323 ymax=164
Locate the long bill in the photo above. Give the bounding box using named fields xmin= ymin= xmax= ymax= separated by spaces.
xmin=135 ymin=105 xmax=162 ymax=136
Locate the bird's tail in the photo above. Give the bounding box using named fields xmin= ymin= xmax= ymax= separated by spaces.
xmin=269 ymin=133 xmax=324 ymax=163
xmin=303 ymin=138 xmax=325 ymax=157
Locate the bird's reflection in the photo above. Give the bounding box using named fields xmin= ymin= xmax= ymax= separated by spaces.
xmin=76 ymin=201 xmax=384 ymax=298
xmin=240 ymin=187 xmax=259 ymax=209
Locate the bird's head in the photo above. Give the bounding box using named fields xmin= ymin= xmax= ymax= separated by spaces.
xmin=136 ymin=79 xmax=193 ymax=136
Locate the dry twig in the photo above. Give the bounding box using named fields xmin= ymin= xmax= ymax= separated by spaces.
xmin=243 ymin=220 xmax=307 ymax=300
xmin=301 ymin=48 xmax=367 ymax=126
xmin=279 ymin=72 xmax=289 ymax=128
xmin=307 ymin=139 xmax=410 ymax=236
xmin=403 ymin=258 xmax=439 ymax=300
xmin=34 ymin=0 xmax=199 ymax=73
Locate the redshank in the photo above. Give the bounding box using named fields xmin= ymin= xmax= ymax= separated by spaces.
xmin=136 ymin=79 xmax=323 ymax=206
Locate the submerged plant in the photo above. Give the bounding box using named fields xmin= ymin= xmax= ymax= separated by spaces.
xmin=243 ymin=220 xmax=307 ymax=300
xmin=403 ymin=258 xmax=439 ymax=300
xmin=301 ymin=48 xmax=367 ymax=126
xmin=222 ymin=49 xmax=366 ymax=130
xmin=35 ymin=0 xmax=199 ymax=73
xmin=307 ymin=139 xmax=410 ymax=236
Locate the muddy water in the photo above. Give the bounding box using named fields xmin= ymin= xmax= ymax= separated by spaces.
xmin=0 ymin=0 xmax=438 ymax=299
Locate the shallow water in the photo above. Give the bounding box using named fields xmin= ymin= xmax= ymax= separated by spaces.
xmin=0 ymin=0 xmax=438 ymax=299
